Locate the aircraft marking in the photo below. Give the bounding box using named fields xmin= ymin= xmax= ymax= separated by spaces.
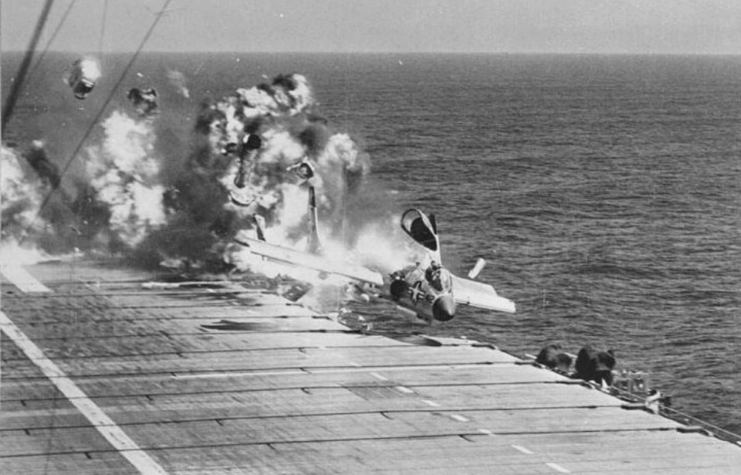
xmin=0 ymin=264 xmax=51 ymax=293
xmin=0 ymin=310 xmax=169 ymax=475
xmin=407 ymin=281 xmax=426 ymax=304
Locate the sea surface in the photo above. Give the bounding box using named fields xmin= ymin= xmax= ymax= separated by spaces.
xmin=3 ymin=52 xmax=740 ymax=435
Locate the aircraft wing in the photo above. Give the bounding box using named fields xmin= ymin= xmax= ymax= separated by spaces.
xmin=236 ymin=237 xmax=384 ymax=288
xmin=451 ymin=275 xmax=516 ymax=314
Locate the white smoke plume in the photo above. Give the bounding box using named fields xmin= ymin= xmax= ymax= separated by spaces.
xmin=167 ymin=70 xmax=190 ymax=98
xmin=78 ymin=57 xmax=102 ymax=82
xmin=0 ymin=145 xmax=65 ymax=266
xmin=1 ymin=145 xmax=47 ymax=240
xmin=84 ymin=110 xmax=166 ymax=248
xmin=235 ymin=74 xmax=313 ymax=118
xmin=0 ymin=239 xmax=52 ymax=267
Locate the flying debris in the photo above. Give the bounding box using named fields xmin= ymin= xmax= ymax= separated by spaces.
xmin=229 ymin=190 xmax=258 ymax=208
xmin=287 ymin=159 xmax=316 ymax=181
xmin=230 ymin=133 xmax=262 ymax=189
xmin=236 ymin=189 xmax=516 ymax=323
xmin=64 ymin=57 xmax=101 ymax=100
xmin=127 ymin=87 xmax=158 ymax=117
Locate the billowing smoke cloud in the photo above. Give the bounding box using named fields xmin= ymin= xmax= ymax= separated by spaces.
xmin=1 ymin=145 xmax=47 ymax=240
xmin=2 ymin=109 xmax=168 ymax=257
xmin=127 ymin=87 xmax=159 ymax=118
xmin=83 ymin=110 xmax=166 ymax=249
xmin=135 ymin=73 xmax=379 ymax=271
xmin=3 ymin=71 xmax=410 ymax=283
xmin=206 ymin=74 xmax=372 ymax=237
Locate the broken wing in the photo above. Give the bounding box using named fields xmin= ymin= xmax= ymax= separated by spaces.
xmin=451 ymin=275 xmax=516 ymax=314
xmin=236 ymin=237 xmax=384 ymax=288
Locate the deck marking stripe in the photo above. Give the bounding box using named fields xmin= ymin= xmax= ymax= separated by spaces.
xmin=0 ymin=311 xmax=169 ymax=475
xmin=171 ymin=370 xmax=305 ymax=379
xmin=512 ymin=444 xmax=534 ymax=455
xmin=477 ymin=429 xmax=494 ymax=436
xmin=370 ymin=372 xmax=388 ymax=381
xmin=422 ymin=399 xmax=440 ymax=407
xmin=546 ymin=462 xmax=571 ymax=473
xmin=396 ymin=386 xmax=414 ymax=394
xmin=0 ymin=265 xmax=51 ymax=292
xmin=450 ymin=414 xmax=469 ymax=422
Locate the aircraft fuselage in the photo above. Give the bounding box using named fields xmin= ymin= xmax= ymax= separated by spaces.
xmin=389 ymin=263 xmax=457 ymax=322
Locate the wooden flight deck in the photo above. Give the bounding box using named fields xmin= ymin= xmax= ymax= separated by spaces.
xmin=2 ymin=259 xmax=739 ymax=474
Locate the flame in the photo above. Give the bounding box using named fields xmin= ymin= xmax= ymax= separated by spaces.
xmin=85 ymin=110 xmax=166 ymax=247
xmin=1 ymin=145 xmax=47 ymax=240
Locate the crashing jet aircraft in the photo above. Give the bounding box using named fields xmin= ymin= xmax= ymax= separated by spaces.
xmin=385 ymin=208 xmax=516 ymax=321
xmin=235 ymin=188 xmax=515 ymax=323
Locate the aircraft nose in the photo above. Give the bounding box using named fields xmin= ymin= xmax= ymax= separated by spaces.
xmin=432 ymin=295 xmax=456 ymax=322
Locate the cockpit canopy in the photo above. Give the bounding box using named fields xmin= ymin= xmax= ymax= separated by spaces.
xmin=401 ymin=209 xmax=439 ymax=253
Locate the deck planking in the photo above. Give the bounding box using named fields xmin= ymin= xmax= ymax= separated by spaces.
xmin=2 ymin=259 xmax=740 ymax=474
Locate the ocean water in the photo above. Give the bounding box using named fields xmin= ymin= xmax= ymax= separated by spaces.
xmin=3 ymin=52 xmax=740 ymax=435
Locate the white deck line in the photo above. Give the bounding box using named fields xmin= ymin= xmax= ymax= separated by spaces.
xmin=1 ymin=264 xmax=52 ymax=293
xmin=450 ymin=414 xmax=469 ymax=422
xmin=546 ymin=462 xmax=571 ymax=473
xmin=511 ymin=444 xmax=534 ymax=455
xmin=0 ymin=311 xmax=169 ymax=475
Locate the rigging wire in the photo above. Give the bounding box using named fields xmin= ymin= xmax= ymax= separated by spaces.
xmin=98 ymin=0 xmax=109 ymax=68
xmin=19 ymin=0 xmax=175 ymax=245
xmin=1 ymin=0 xmax=56 ymax=132
xmin=25 ymin=0 xmax=78 ymax=84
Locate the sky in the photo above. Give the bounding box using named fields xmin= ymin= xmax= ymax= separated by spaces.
xmin=2 ymin=0 xmax=741 ymax=55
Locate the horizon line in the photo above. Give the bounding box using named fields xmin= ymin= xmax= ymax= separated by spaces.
xmin=3 ymin=49 xmax=741 ymax=57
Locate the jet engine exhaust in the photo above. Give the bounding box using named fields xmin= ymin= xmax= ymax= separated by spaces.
xmin=432 ymin=295 xmax=456 ymax=322
xmin=389 ymin=279 xmax=407 ymax=300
